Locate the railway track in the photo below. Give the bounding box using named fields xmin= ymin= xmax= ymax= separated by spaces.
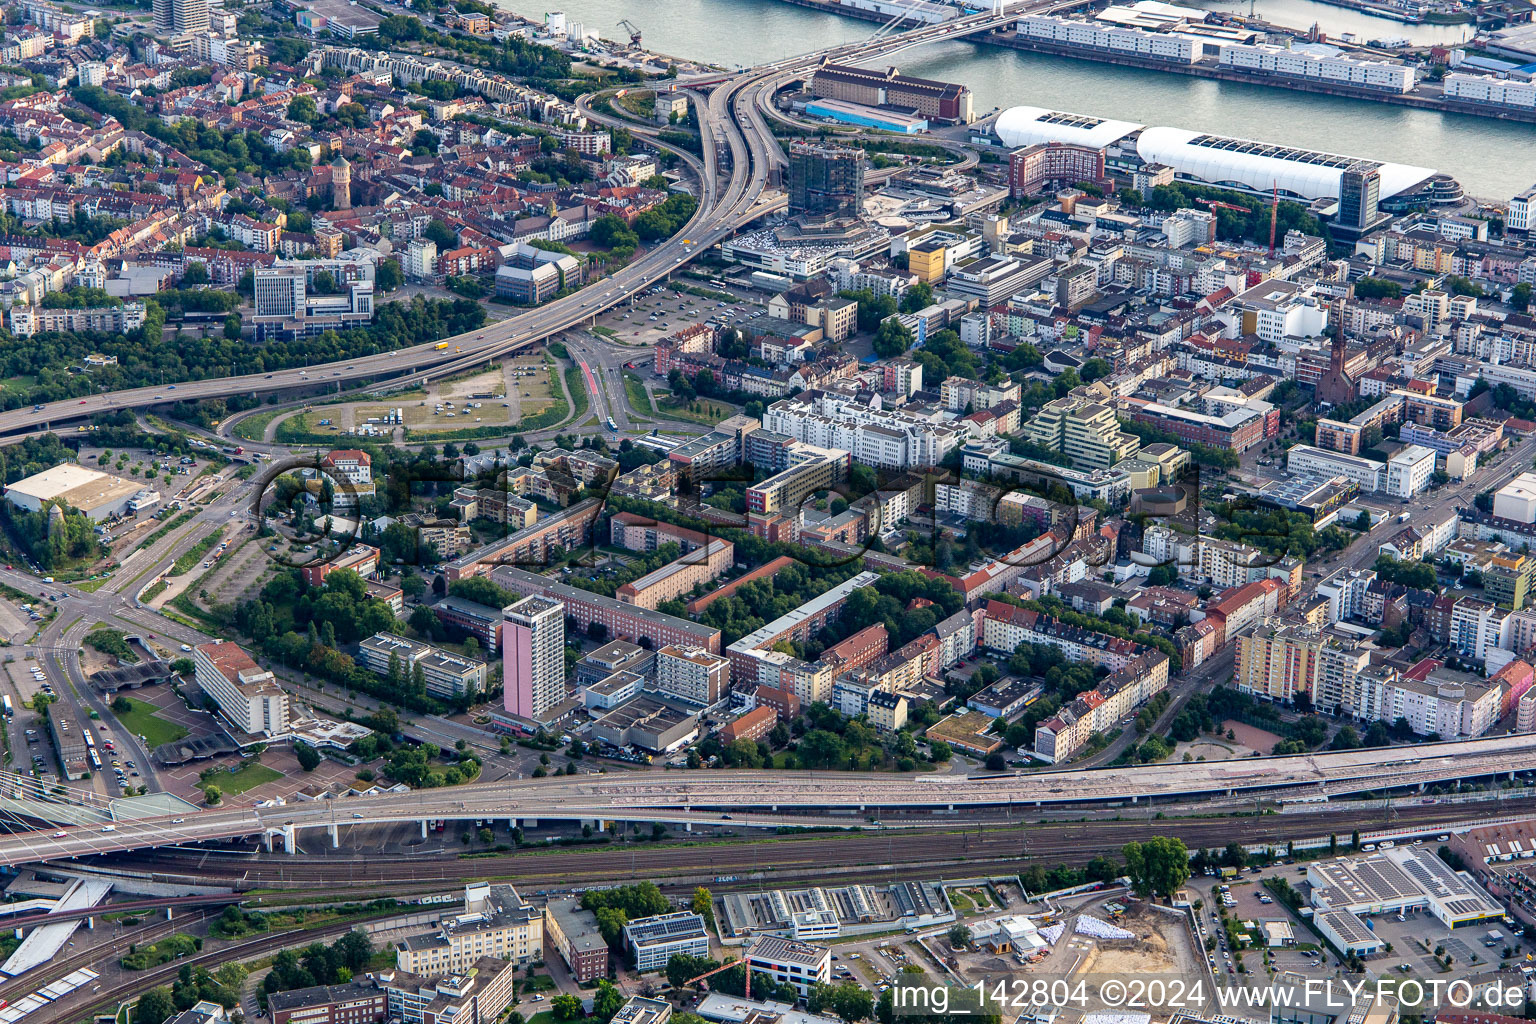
xmin=19 ymin=913 xmax=401 ymax=1022
xmin=84 ymin=799 xmax=1522 ymax=889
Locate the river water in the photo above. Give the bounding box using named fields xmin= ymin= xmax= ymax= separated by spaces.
xmin=503 ymin=0 xmax=1536 ymax=200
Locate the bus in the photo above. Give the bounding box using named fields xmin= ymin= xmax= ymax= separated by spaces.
xmin=88 ymin=748 xmax=101 ymax=771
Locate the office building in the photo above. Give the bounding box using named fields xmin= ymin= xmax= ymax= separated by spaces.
xmin=433 ymin=597 xmax=503 ymax=654
xmin=253 ymin=259 xmax=375 ymax=341
xmin=193 ymin=641 xmax=289 ymax=738
xmin=396 ymin=884 xmax=541 ymax=975
xmin=544 ymin=897 xmax=609 ymax=983
xmin=503 ymin=595 xmax=566 ymax=722
xmin=624 ymin=912 xmax=710 ymax=973
xmin=1338 ymin=162 xmax=1385 ymax=237
xmin=788 ymin=141 xmax=864 ymax=220
xmin=745 ymin=936 xmax=831 ymax=999
xmin=1008 ymin=143 xmax=1106 ymax=198
xmin=356 ymin=634 xmax=485 ymax=700
xmin=654 ymin=645 xmax=730 ymax=705
xmin=1384 ymin=444 xmax=1435 ymax=499
xmin=495 ymin=243 xmax=583 ymax=305
xmin=379 ymin=959 xmax=519 ymax=1024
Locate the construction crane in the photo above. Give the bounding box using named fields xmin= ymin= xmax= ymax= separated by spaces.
xmin=687 ymin=956 xmax=752 ymax=1000
xmin=1268 ymin=181 xmax=1279 ymax=258
xmin=1195 ymin=197 xmax=1251 ymax=214
xmin=617 ymin=18 xmax=641 ymax=47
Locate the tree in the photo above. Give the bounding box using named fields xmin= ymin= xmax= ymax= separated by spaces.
xmin=423 ymin=219 xmax=457 ymax=250
xmin=376 ymin=258 xmax=403 ymax=292
xmin=1122 ymin=835 xmax=1190 ymax=898
xmin=872 ymin=318 xmax=913 ymax=359
xmin=203 ymin=784 xmax=221 ymax=805
xmin=287 ymin=95 xmax=318 ymax=124
xmin=691 ymin=887 xmax=715 ymax=927
xmin=898 ymin=281 xmax=934 ymax=313
xmin=810 ymin=980 xmax=875 ymax=1024
xmin=112 ymin=694 xmax=131 ymax=713
xmin=948 ymin=923 xmax=972 ymax=949
xmin=667 ymin=952 xmax=716 ymax=991
xmin=295 ymin=741 xmax=322 ymax=772
xmin=134 ymin=987 xmax=176 ymax=1024
xmin=551 ymin=994 xmax=583 ymax=1020
xmin=592 ymin=981 xmax=625 ymax=1022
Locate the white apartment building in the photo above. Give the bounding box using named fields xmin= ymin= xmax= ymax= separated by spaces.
xmin=763 ymin=389 xmax=966 ymax=471
xmin=1445 ymin=73 xmax=1536 ymax=110
xmin=1449 ymin=599 xmax=1510 ymax=666
xmin=653 ymin=645 xmax=729 ymax=706
xmin=1384 ymin=444 xmax=1436 ymax=499
xmin=1017 ymin=14 xmax=1204 ymax=63
xmin=193 ymin=641 xmax=289 ymax=738
xmin=1217 ymin=42 xmax=1415 ymax=92
xmin=1316 ymin=568 xmax=1376 ymax=624
xmin=396 ymin=884 xmax=542 ymax=975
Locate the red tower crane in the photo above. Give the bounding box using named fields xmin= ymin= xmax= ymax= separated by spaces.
xmin=1268 ymin=181 xmax=1279 ymax=258
xmin=687 ymin=957 xmax=752 ymax=999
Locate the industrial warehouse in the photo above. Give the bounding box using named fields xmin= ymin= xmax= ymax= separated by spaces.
xmin=2 ymin=464 xmax=150 ymax=521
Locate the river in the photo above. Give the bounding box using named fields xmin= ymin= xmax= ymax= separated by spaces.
xmin=502 ymin=0 xmax=1536 ymax=200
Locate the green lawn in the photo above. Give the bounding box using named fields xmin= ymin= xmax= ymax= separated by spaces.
xmin=220 ymin=761 xmax=282 ymax=795
xmin=656 ymin=391 xmax=739 ymax=427
xmin=113 ymin=697 xmax=188 ymax=747
xmin=622 ymin=370 xmax=656 ymax=419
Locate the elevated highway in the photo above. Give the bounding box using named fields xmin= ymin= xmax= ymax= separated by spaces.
xmin=0 ymin=2 xmax=1034 ymax=440
xmin=3 ymin=734 xmax=1535 ymax=865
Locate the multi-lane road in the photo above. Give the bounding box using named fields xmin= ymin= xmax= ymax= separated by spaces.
xmin=5 ymin=733 xmax=1536 ymax=865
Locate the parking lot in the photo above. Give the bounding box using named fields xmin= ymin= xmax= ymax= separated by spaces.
xmin=597 ymin=285 xmax=766 ymax=344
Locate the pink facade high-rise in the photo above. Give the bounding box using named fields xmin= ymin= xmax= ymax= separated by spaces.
xmin=503 ymin=595 xmax=565 ymax=721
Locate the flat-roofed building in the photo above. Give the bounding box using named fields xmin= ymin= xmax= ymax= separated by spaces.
xmin=503 ymin=595 xmax=566 ymax=722
xmin=493 ymin=567 xmax=722 ymax=654
xmin=433 ymin=596 xmax=503 ymax=653
xmin=745 ymin=936 xmax=831 ymax=998
xmin=591 ymin=696 xmax=698 ymax=754
xmin=396 ymin=884 xmax=541 ymax=975
xmin=612 ymin=997 xmax=672 ymax=1024
xmin=623 ymin=912 xmax=709 ymax=973
xmin=356 ymin=634 xmax=486 ymax=700
xmin=618 ymin=540 xmax=734 ymax=609
xmin=654 ymin=644 xmax=729 ymax=705
xmin=270 ymin=982 xmax=387 ymax=1024
xmin=3 ymin=463 xmax=144 ymax=521
xmin=193 ymin=641 xmax=288 ymax=738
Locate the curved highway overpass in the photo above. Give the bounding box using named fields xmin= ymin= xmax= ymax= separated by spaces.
xmin=5 ymin=734 xmax=1536 ymax=866
xmin=0 ymin=2 xmax=1035 ymax=440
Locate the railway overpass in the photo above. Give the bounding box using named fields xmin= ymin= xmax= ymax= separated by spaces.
xmin=4 ymin=734 xmax=1536 ymax=866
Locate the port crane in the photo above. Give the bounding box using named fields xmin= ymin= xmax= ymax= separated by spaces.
xmin=617 ymin=18 xmax=642 ymax=47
